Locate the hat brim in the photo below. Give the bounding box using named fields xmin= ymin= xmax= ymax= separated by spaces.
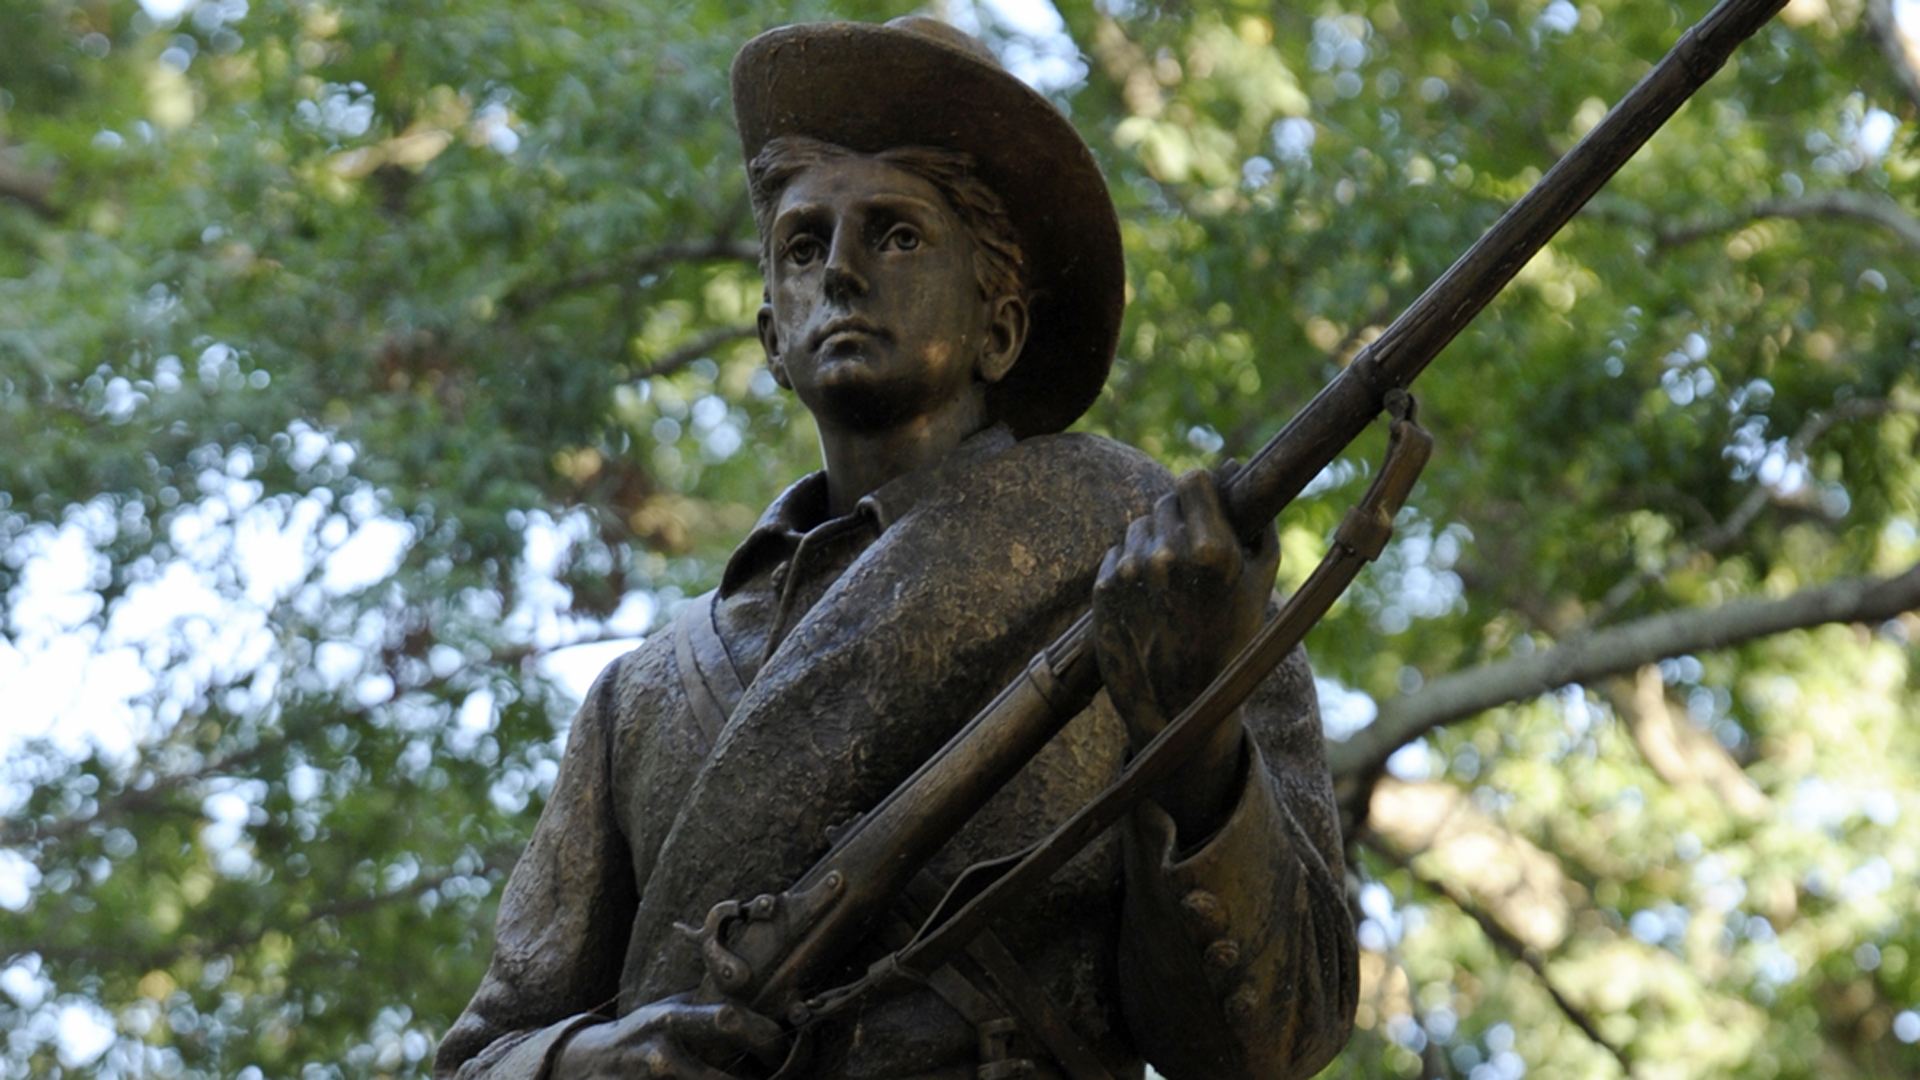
xmin=732 ymin=22 xmax=1123 ymax=438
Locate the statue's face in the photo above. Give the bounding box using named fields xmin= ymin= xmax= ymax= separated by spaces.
xmin=760 ymin=155 xmax=999 ymax=433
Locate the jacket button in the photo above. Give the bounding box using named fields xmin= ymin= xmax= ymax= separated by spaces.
xmin=1204 ymin=939 xmax=1240 ymax=971
xmin=1180 ymin=889 xmax=1221 ymax=926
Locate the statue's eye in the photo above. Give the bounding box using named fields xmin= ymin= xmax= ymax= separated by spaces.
xmin=880 ymin=226 xmax=921 ymax=252
xmin=783 ymin=236 xmax=824 ymax=266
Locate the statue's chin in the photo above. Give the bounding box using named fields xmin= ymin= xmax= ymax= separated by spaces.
xmin=811 ymin=387 xmax=919 ymax=433
xmin=804 ymin=371 xmax=982 ymax=438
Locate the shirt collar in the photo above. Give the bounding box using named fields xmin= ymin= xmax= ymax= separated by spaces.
xmin=717 ymin=424 xmax=1016 ymax=597
xmin=855 ymin=422 xmax=1015 ymax=530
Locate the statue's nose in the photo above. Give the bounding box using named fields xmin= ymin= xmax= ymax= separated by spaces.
xmin=823 ymin=235 xmax=869 ymax=302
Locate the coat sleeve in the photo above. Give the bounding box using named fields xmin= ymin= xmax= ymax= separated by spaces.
xmin=432 ymin=657 xmax=644 ymax=1080
xmin=1117 ymin=644 xmax=1359 ymax=1080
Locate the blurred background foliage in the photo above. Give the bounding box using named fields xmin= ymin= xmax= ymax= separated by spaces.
xmin=2 ymin=0 xmax=1917 ymax=1077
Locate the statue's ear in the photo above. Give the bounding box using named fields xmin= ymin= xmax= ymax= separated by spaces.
xmin=757 ymin=303 xmax=790 ymax=389
xmin=976 ymin=294 xmax=1028 ymax=385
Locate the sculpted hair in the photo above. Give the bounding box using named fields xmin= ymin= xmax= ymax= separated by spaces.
xmin=748 ymin=135 xmax=1030 ymax=309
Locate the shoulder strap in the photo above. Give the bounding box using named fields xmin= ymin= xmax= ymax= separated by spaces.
xmin=673 ymin=592 xmax=744 ymax=747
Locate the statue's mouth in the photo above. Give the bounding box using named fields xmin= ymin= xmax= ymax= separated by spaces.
xmin=811 ymin=317 xmax=887 ymax=352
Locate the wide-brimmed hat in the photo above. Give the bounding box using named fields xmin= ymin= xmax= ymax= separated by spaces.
xmin=731 ymin=17 xmax=1124 ymax=438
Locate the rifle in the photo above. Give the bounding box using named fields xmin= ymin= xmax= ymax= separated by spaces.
xmin=678 ymin=0 xmax=1791 ymax=1058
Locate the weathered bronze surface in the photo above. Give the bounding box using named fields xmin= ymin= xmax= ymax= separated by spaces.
xmin=435 ymin=17 xmax=1357 ymax=1080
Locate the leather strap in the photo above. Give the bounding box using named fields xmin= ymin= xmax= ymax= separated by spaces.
xmin=900 ymin=876 xmax=1116 ymax=1080
xmin=673 ymin=592 xmax=739 ymax=748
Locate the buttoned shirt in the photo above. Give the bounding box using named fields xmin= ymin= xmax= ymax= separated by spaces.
xmin=436 ymin=430 xmax=1356 ymax=1080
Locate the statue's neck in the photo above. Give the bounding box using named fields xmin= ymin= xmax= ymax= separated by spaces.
xmin=816 ymin=395 xmax=989 ymax=517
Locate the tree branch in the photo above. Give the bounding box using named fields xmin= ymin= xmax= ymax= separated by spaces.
xmin=1658 ymin=191 xmax=1920 ymax=254
xmin=1329 ymin=559 xmax=1920 ymax=787
xmin=499 ymin=236 xmax=759 ymax=317
xmin=14 ymin=844 xmax=521 ymax=972
xmin=1379 ymin=923 xmax=1457 ymax=1079
xmin=634 ymin=323 xmax=759 ymax=380
xmin=1366 ymin=833 xmax=1634 ymax=1077
xmin=299 ymin=858 xmax=501 ymax=925
xmin=0 ymin=729 xmax=294 ymax=848
xmin=1866 ymin=0 xmax=1920 ymax=115
xmin=1583 ymin=398 xmax=1915 ymax=626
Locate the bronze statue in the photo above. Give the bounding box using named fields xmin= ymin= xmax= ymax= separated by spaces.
xmin=436 ymin=18 xmax=1357 ymax=1080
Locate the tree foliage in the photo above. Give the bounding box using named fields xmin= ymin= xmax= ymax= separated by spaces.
xmin=2 ymin=1 xmax=1917 ymax=1078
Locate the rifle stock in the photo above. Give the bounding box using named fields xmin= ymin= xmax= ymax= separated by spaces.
xmin=682 ymin=0 xmax=1792 ymax=1040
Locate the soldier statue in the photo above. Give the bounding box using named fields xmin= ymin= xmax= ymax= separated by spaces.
xmin=436 ymin=17 xmax=1357 ymax=1080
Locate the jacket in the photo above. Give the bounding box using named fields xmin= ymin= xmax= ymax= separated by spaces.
xmin=435 ymin=429 xmax=1357 ymax=1080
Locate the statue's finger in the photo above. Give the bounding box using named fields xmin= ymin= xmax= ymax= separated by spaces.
xmin=650 ymin=1003 xmax=743 ymax=1042
xmin=711 ymin=1002 xmax=786 ymax=1050
xmin=1150 ymin=487 xmax=1187 ymax=557
xmin=640 ymin=1038 xmax=739 ymax=1080
xmin=1123 ymin=514 xmax=1156 ymax=567
xmin=1176 ymin=469 xmax=1239 ymax=568
xmin=634 ymin=1007 xmax=767 ymax=1079
xmin=1175 ymin=470 xmax=1228 ymax=529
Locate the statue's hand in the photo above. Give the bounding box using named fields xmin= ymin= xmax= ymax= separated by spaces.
xmin=550 ymin=994 xmax=786 ymax=1080
xmin=1092 ymin=465 xmax=1277 ymax=837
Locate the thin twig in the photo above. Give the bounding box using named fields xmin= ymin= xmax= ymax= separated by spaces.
xmin=301 ymin=861 xmax=497 ymax=925
xmin=635 ymin=323 xmax=759 ymax=380
xmin=1865 ymin=0 xmax=1920 ymax=115
xmin=500 ymin=236 xmax=758 ymax=317
xmin=1657 ymin=191 xmax=1920 ymax=254
xmin=1363 ymin=866 xmax=1456 ymax=1080
xmin=1583 ymin=398 xmax=1916 ymax=627
xmin=0 ymin=732 xmax=292 ymax=848
xmin=14 ymin=846 xmax=522 ymax=970
xmin=1365 ymin=832 xmax=1634 ymax=1077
